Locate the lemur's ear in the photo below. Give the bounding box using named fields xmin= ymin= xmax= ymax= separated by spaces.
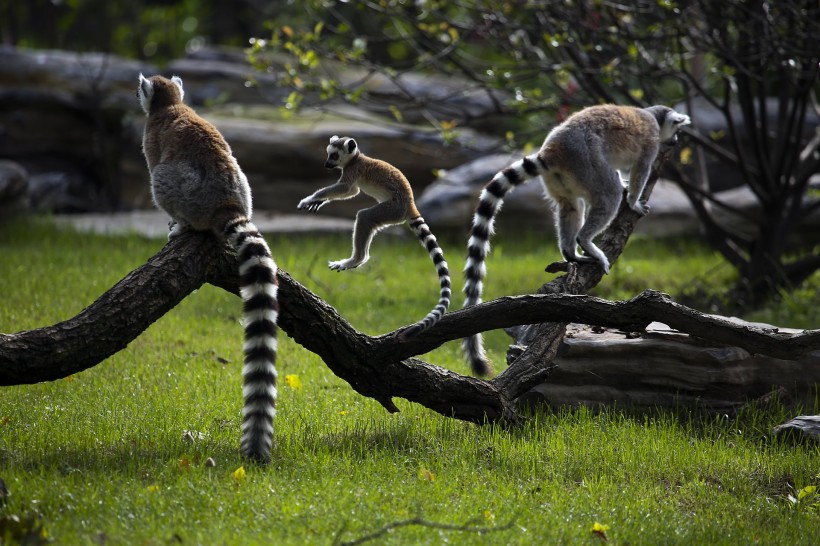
xmin=347 ymin=139 xmax=357 ymax=153
xmin=329 ymin=135 xmax=339 ymax=143
xmin=171 ymin=75 xmax=185 ymax=101
xmin=138 ymin=74 xmax=154 ymax=114
xmin=138 ymin=73 xmax=153 ymax=97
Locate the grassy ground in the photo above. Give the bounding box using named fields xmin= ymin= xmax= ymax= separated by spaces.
xmin=1 ymin=217 xmax=818 ymax=545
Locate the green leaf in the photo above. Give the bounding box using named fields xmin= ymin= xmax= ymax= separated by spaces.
xmin=797 ymin=485 xmax=817 ymax=501
xmin=389 ymin=105 xmax=403 ymax=122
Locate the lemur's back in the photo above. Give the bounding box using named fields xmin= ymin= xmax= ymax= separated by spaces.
xmin=143 ymin=99 xmax=250 ymax=229
xmin=143 ymin=105 xmax=234 ymax=174
xmin=348 ymin=153 xmax=420 ymax=217
xmin=544 ymin=105 xmax=660 ymax=172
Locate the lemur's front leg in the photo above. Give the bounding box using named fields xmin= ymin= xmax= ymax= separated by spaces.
xmin=298 ymin=181 xmax=360 ymax=212
xmin=625 ymin=147 xmax=658 ymax=216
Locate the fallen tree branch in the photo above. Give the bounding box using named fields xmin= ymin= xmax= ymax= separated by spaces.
xmin=4 ymin=148 xmax=815 ymax=424
xmin=2 ymin=229 xmax=817 ymax=423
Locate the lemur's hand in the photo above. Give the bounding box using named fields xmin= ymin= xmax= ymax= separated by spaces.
xmin=628 ymin=197 xmax=650 ymax=216
xmin=298 ymin=197 xmax=327 ymax=212
xmin=622 ymin=188 xmax=650 ymax=216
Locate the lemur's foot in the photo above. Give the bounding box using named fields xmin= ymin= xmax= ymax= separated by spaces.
xmin=167 ymin=220 xmax=188 ymax=241
xmin=628 ymin=200 xmax=650 ymax=216
xmin=328 ymin=258 xmax=365 ymax=271
xmin=563 ymin=253 xmax=610 ymax=274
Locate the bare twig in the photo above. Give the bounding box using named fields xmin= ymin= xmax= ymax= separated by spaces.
xmin=332 ymin=514 xmax=517 ymax=546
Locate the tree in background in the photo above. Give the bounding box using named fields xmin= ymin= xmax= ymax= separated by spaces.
xmin=0 ymin=0 xmax=275 ymax=61
xmin=250 ymin=0 xmax=819 ymax=307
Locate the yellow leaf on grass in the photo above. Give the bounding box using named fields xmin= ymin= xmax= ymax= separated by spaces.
xmin=284 ymin=374 xmax=302 ymax=389
xmin=591 ymin=521 xmax=609 ymax=541
xmin=418 ymin=467 xmax=436 ymax=482
xmin=232 ymin=466 xmax=246 ymax=482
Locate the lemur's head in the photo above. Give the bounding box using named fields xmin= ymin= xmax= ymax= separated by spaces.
xmin=137 ymin=74 xmax=185 ymax=115
xmin=325 ymin=135 xmax=360 ymax=170
xmin=646 ymin=106 xmax=691 ymax=146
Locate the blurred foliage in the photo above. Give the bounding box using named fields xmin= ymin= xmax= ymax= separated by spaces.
xmin=0 ymin=0 xmax=288 ymax=63
xmin=1 ymin=0 xmax=817 ymax=303
xmin=248 ymin=0 xmax=704 ymax=145
xmin=250 ymin=0 xmax=820 ymax=305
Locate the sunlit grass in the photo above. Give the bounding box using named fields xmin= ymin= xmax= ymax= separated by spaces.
xmin=1 ymin=217 xmax=818 ymax=544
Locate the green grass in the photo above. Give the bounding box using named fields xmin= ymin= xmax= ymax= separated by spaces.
xmin=1 ymin=217 xmax=818 ymax=545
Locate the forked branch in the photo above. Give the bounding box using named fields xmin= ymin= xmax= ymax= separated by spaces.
xmin=1 ymin=230 xmax=817 ymax=423
xmin=2 ymin=149 xmax=817 ymax=423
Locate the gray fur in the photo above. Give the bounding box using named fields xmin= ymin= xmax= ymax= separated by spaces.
xmin=138 ymin=74 xmax=279 ymax=463
xmin=462 ymin=104 xmax=690 ymax=375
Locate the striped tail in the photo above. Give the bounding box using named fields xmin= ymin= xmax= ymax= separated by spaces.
xmin=225 ymin=218 xmax=279 ymax=463
xmin=401 ymin=216 xmax=451 ymax=337
xmin=462 ymin=153 xmax=544 ymax=376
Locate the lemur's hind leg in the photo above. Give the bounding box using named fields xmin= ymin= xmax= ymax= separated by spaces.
xmin=330 ymin=201 xmax=407 ymax=271
xmin=553 ymin=196 xmax=595 ymax=266
xmin=575 ymin=168 xmax=622 ymax=273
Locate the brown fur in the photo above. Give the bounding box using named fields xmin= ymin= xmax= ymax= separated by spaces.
xmin=298 ymin=137 xmax=423 ymax=270
xmin=140 ymin=75 xmax=250 ymax=234
xmin=138 ymin=75 xmax=280 ymax=462
xmin=299 ymin=136 xmax=452 ymax=337
xmin=542 ymin=105 xmax=661 ymax=175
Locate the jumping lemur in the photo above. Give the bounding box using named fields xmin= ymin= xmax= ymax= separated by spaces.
xmin=463 ymin=104 xmax=690 ymax=375
xmin=298 ymin=136 xmax=450 ymax=337
xmin=138 ymin=74 xmax=279 ymax=463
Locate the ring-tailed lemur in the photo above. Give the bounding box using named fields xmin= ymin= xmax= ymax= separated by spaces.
xmin=463 ymin=104 xmax=690 ymax=375
xmin=138 ymin=74 xmax=279 ymax=463
xmin=298 ymin=136 xmax=450 ymax=337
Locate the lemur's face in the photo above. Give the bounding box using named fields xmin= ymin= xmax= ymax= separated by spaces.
xmin=325 ymin=136 xmax=359 ymax=170
xmin=660 ymin=110 xmax=691 ymax=145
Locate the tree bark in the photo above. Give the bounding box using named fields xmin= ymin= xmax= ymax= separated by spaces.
xmin=773 ymin=416 xmax=820 ymax=443
xmin=2 ymin=149 xmax=818 ymax=423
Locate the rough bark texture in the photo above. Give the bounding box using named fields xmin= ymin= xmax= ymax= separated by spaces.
xmin=2 ymin=235 xmax=818 ymax=423
xmin=2 ymin=148 xmax=818 ymax=424
xmin=520 ymin=324 xmax=820 ymax=412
